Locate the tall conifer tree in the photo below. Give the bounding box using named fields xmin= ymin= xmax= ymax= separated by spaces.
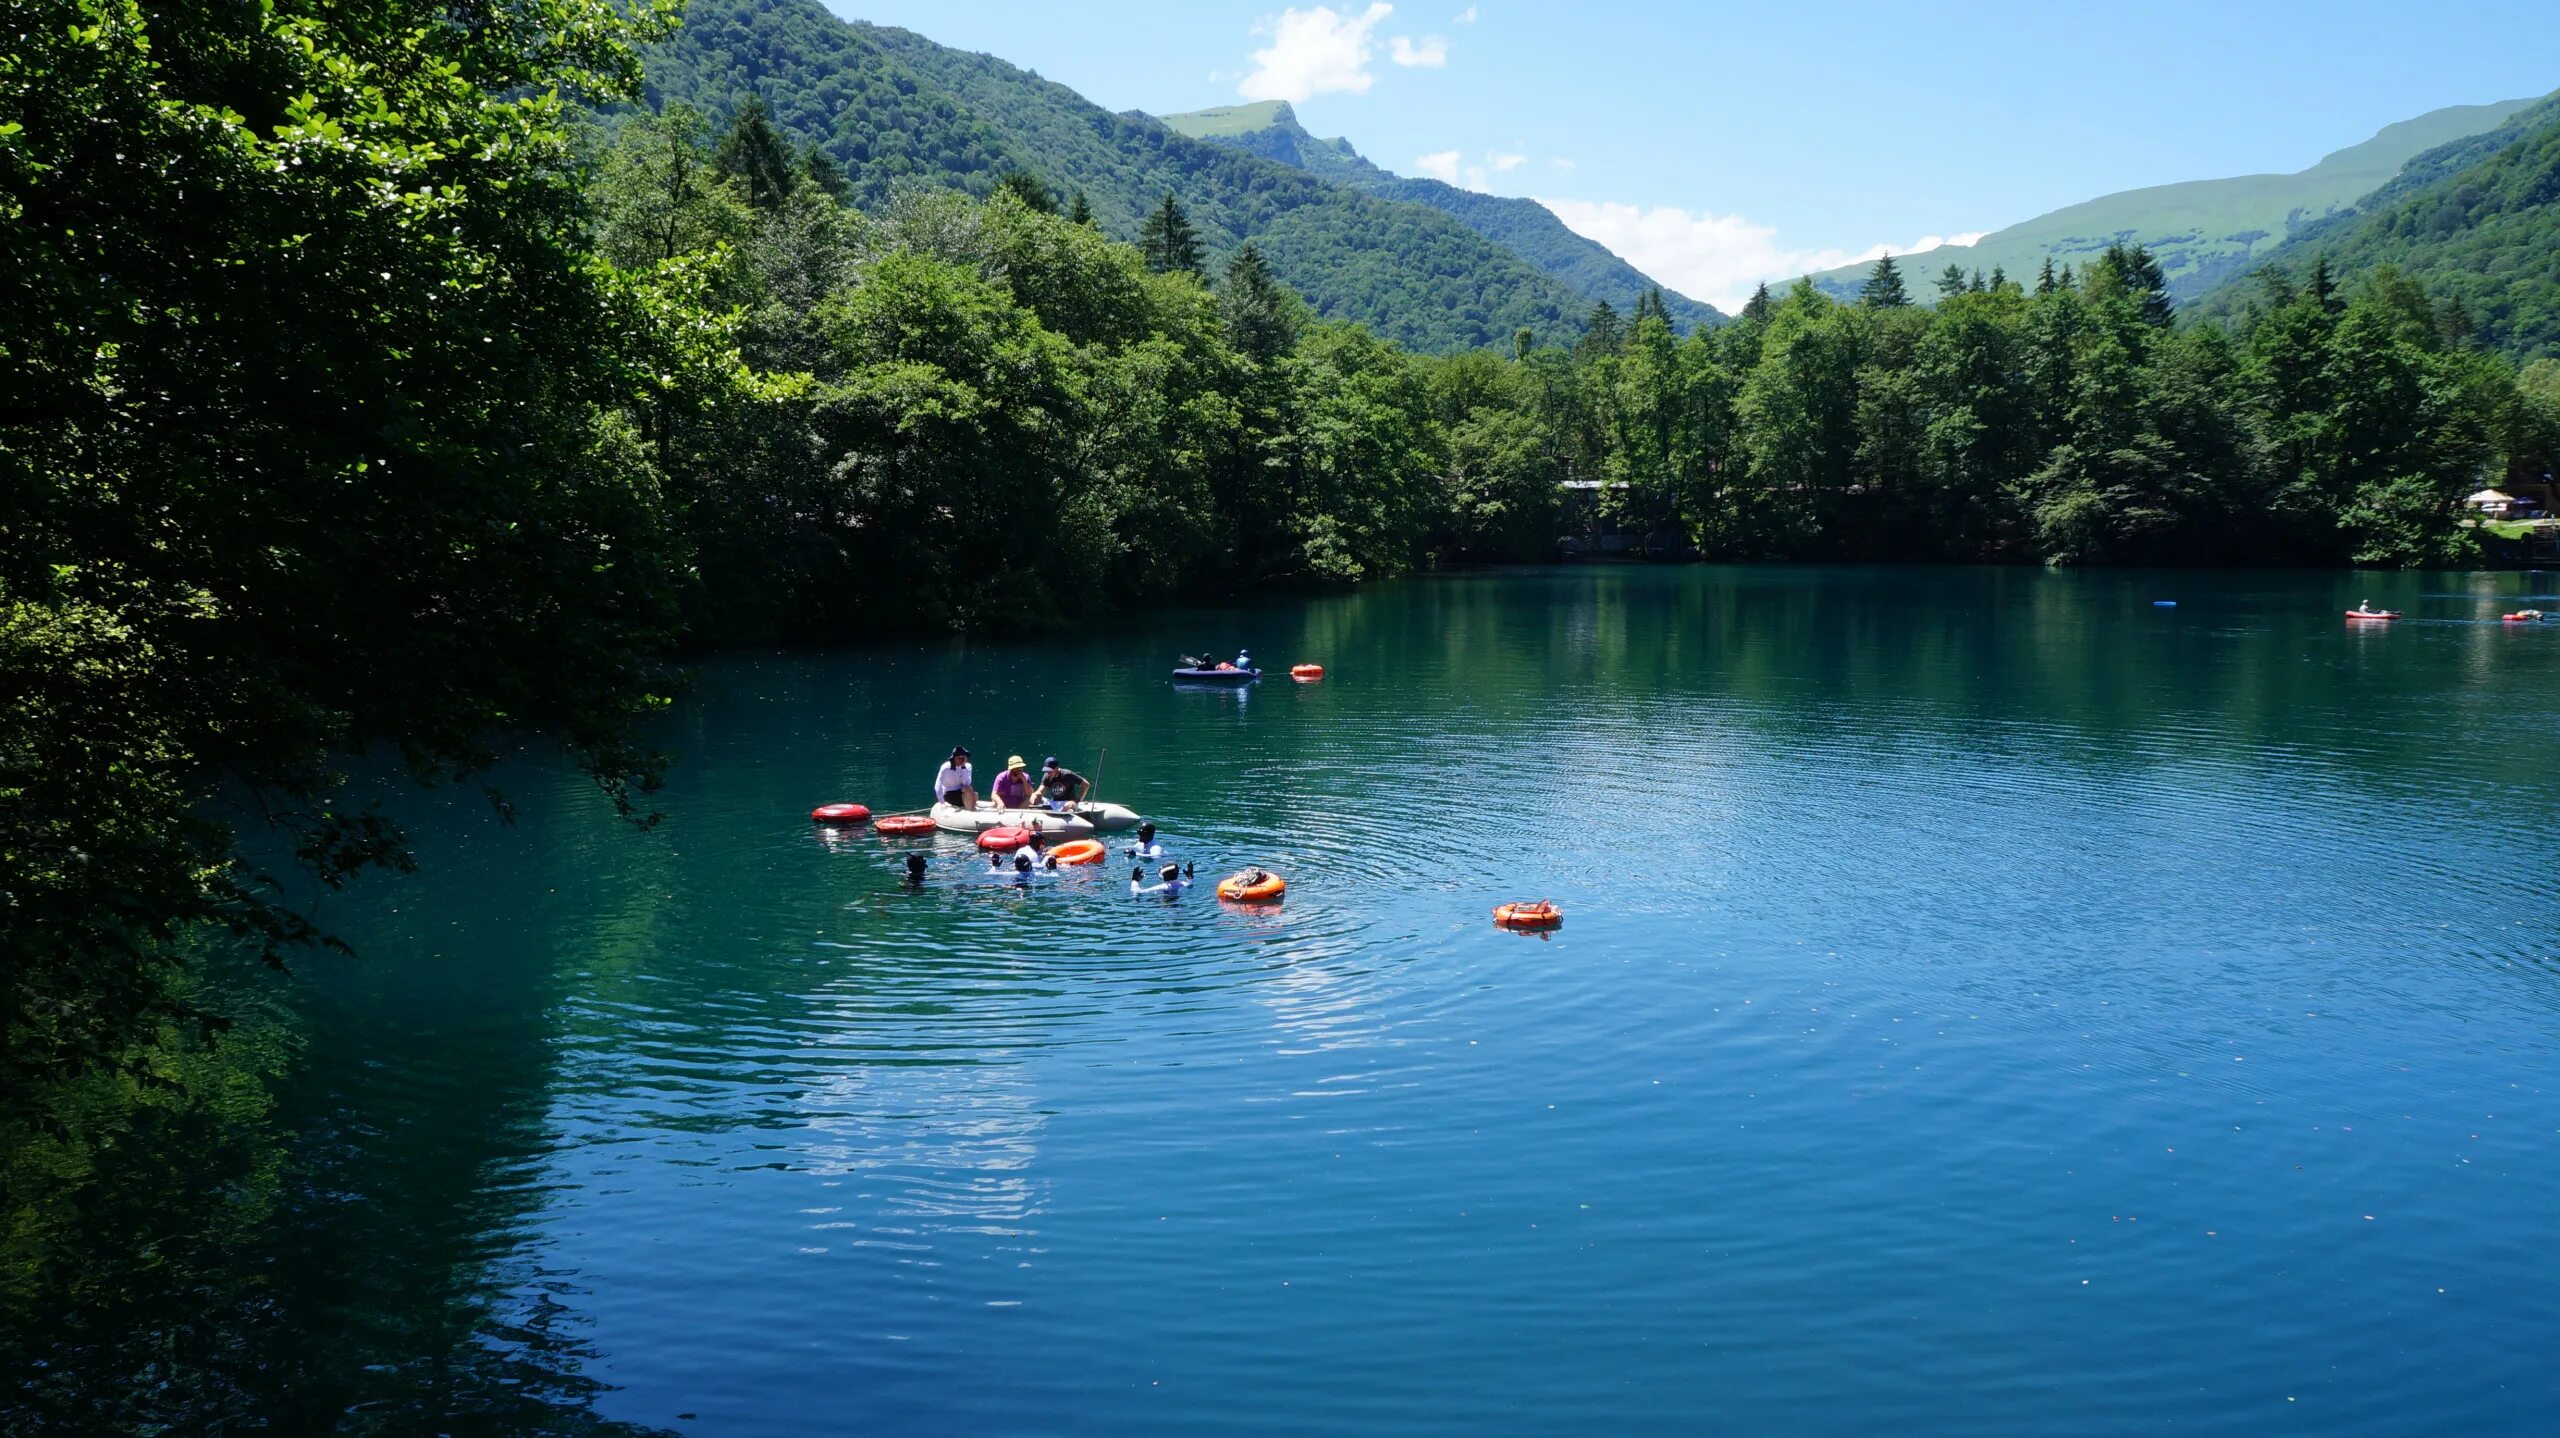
xmin=715 ymin=95 xmax=796 ymax=212
xmin=1861 ymin=254 xmax=1910 ymax=308
xmin=1138 ymin=192 xmax=1204 ymax=275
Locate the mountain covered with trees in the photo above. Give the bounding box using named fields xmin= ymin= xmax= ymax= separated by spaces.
xmin=1160 ymin=100 xmax=1722 ymax=333
xmin=637 ymin=0 xmax=1598 ymax=353
xmin=1798 ymin=96 xmax=2542 ymax=303
xmin=2190 ymin=93 xmax=2560 ymax=360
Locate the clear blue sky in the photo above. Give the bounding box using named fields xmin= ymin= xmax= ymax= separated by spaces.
xmin=822 ymin=0 xmax=2558 ymax=307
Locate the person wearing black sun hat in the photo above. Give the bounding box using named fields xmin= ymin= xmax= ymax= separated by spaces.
xmin=932 ymin=745 xmax=976 ymax=810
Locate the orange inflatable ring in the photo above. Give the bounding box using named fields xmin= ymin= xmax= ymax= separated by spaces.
xmin=1290 ymin=664 xmax=1324 ymax=681
xmin=811 ymin=803 xmax=871 ymax=824
xmin=1050 ymin=839 xmax=1106 ymax=865
xmin=874 ymin=815 xmax=936 ymax=836
xmin=978 ymin=826 xmax=1034 ymax=851
xmin=1217 ymin=870 xmax=1287 ymax=902
xmin=1493 ymin=901 xmax=1562 ymax=929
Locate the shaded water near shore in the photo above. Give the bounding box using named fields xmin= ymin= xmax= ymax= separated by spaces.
xmin=13 ymin=565 xmax=2560 ymax=1434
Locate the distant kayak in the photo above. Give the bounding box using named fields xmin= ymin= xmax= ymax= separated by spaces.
xmin=1173 ymin=666 xmax=1260 ymax=684
xmin=2344 ymin=610 xmax=2401 ymax=621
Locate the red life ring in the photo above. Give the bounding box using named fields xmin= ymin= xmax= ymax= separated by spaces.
xmin=1050 ymin=839 xmax=1106 ymax=865
xmin=810 ymin=803 xmax=871 ymax=824
xmin=1217 ymin=870 xmax=1286 ymax=902
xmin=1290 ymin=664 xmax=1324 ymax=681
xmin=875 ymin=815 xmax=936 ymax=836
xmin=978 ymin=826 xmax=1034 ymax=851
xmin=1493 ymin=901 xmax=1561 ymax=929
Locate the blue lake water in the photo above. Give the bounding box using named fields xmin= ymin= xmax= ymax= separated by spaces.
xmin=30 ymin=565 xmax=2560 ymax=1434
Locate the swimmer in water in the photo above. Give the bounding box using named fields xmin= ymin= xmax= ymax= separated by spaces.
xmin=1124 ymin=822 xmax=1166 ymax=861
xmin=1012 ymin=852 xmax=1040 ymax=885
xmin=1129 ymin=862 xmax=1194 ymax=897
xmin=902 ymin=853 xmax=927 ymax=886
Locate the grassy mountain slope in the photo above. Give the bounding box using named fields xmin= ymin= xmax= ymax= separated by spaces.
xmin=2192 ymin=93 xmax=2560 ymax=358
xmin=642 ymin=0 xmax=1596 ymax=352
xmin=1163 ymin=101 xmax=1722 ymax=331
xmin=1796 ymin=97 xmax=2539 ymax=303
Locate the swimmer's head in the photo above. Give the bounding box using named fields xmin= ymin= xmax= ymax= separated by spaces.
xmin=1160 ymin=864 xmax=1181 ymax=883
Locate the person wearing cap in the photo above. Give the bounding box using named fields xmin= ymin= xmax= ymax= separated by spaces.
xmin=990 ymin=755 xmax=1036 ymax=810
xmin=1037 ymin=755 xmax=1090 ymax=811
xmin=932 ymin=746 xmax=976 ymax=810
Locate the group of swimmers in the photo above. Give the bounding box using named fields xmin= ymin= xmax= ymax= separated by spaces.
xmin=931 ymin=746 xmax=1090 ymax=813
xmin=894 ymin=822 xmax=1196 ymax=897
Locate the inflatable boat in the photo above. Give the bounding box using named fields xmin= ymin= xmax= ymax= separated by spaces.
xmin=1172 ymin=665 xmax=1260 ymax=684
xmin=927 ymin=800 xmax=1143 ymax=836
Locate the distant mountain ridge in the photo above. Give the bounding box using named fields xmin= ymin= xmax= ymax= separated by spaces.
xmin=1161 ymin=100 xmax=1723 ymax=331
xmin=2192 ymin=91 xmax=2560 ymax=358
xmin=640 ymin=0 xmax=1607 ymax=353
xmin=1795 ymin=96 xmax=2542 ymax=302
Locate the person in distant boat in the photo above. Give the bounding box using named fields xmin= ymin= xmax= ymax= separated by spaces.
xmin=1125 ymin=822 xmax=1166 ymax=860
xmin=901 ymin=853 xmax=928 ymax=887
xmin=1235 ymin=649 xmax=1251 ymax=671
xmin=1038 ymin=756 xmax=1089 ymax=811
xmin=1130 ymin=862 xmax=1193 ymax=897
xmin=2357 ymin=599 xmax=2376 ymax=614
xmin=991 ymin=755 xmax=1036 ymax=810
xmin=933 ymin=745 xmax=976 ymax=810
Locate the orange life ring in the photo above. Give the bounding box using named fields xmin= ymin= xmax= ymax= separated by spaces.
xmin=1217 ymin=870 xmax=1286 ymax=902
xmin=978 ymin=826 xmax=1034 ymax=851
xmin=875 ymin=815 xmax=936 ymax=836
xmin=1290 ymin=664 xmax=1324 ymax=681
xmin=810 ymin=803 xmax=871 ymax=824
xmin=1493 ymin=901 xmax=1562 ymax=929
xmin=1050 ymin=839 xmax=1106 ymax=865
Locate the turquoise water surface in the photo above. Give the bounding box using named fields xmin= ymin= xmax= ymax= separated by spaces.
xmin=19 ymin=565 xmax=2560 ymax=1434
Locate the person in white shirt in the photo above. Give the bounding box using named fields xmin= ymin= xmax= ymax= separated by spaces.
xmin=1130 ymin=862 xmax=1193 ymax=897
xmin=932 ymin=745 xmax=976 ymax=809
xmin=1124 ymin=822 xmax=1166 ymax=861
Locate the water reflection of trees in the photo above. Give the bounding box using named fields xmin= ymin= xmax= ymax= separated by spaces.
xmin=1 ymin=791 xmax=676 ymax=1436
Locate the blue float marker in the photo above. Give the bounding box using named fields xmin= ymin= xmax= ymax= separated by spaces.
xmin=2153 ymin=600 xmax=2178 ymax=607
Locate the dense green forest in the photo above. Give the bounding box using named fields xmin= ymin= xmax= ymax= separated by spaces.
xmin=1162 ymin=100 xmax=1722 ymax=333
xmin=2192 ymin=94 xmax=2560 ymax=359
xmin=638 ymin=0 xmax=1597 ymax=353
xmin=8 ymin=0 xmax=2560 ymax=1316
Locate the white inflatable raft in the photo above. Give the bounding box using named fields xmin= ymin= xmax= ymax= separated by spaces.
xmin=928 ymin=801 xmax=1141 ymax=837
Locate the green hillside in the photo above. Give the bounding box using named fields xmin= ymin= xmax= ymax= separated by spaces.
xmin=1163 ymin=101 xmax=1722 ymax=331
xmin=1797 ymin=97 xmax=2540 ymax=303
xmin=2192 ymin=93 xmax=2560 ymax=358
xmin=641 ymin=0 xmax=1596 ymax=352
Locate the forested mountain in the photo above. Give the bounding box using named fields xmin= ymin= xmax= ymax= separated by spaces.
xmin=1161 ymin=100 xmax=1721 ymax=332
xmin=640 ymin=0 xmax=1596 ymax=352
xmin=2191 ymin=94 xmax=2560 ymax=360
xmin=1796 ymin=97 xmax=2540 ymax=303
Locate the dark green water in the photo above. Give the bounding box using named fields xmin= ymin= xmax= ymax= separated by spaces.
xmin=16 ymin=565 xmax=2560 ymax=1435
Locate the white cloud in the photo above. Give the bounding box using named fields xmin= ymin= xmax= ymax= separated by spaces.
xmin=1415 ymin=149 xmax=1463 ymax=183
xmin=1241 ymin=3 xmax=1395 ymax=102
xmin=1389 ymin=33 xmax=1450 ymax=66
xmin=1487 ymin=151 xmax=1527 ymax=172
xmin=1537 ymin=197 xmax=1989 ymax=311
xmin=1454 ymin=4 xmax=1478 ymax=20
xmin=1550 ymin=157 xmax=1576 ymax=170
